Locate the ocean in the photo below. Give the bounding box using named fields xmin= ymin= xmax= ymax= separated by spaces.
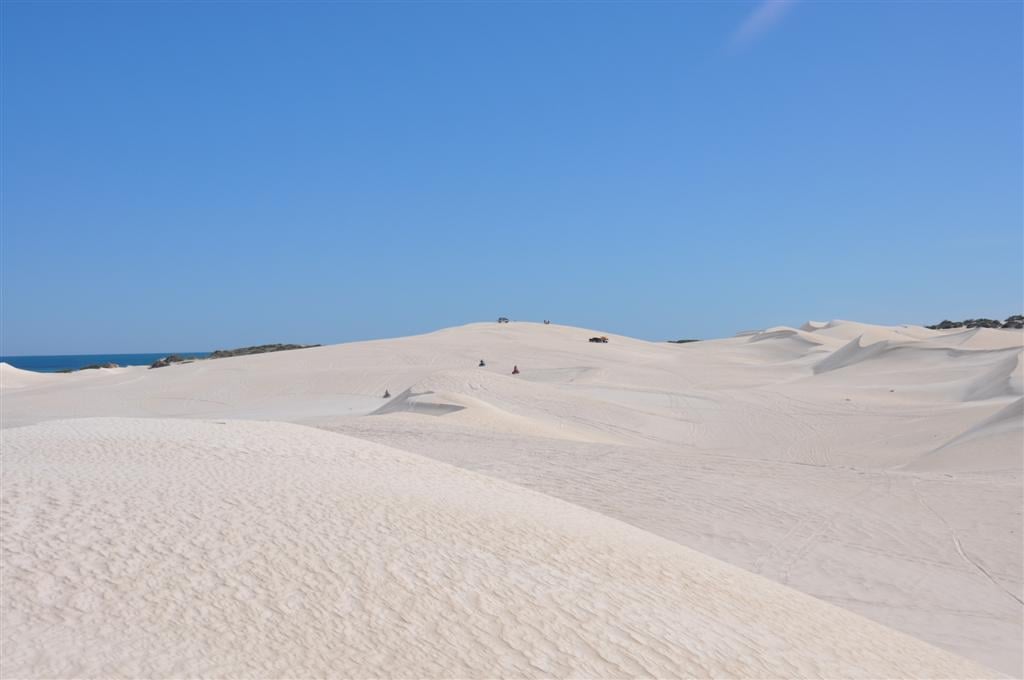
xmin=1 ymin=353 xmax=211 ymax=373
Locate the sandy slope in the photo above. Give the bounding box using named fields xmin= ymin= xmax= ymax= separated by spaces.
xmin=1 ymin=418 xmax=995 ymax=678
xmin=2 ymin=319 xmax=1021 ymax=675
xmin=0 ymin=363 xmax=65 ymax=389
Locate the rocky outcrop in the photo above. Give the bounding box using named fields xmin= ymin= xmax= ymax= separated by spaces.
xmin=149 ymin=355 xmax=189 ymax=369
xmin=57 ymin=362 xmax=121 ymax=373
xmin=148 ymin=344 xmax=319 ymax=369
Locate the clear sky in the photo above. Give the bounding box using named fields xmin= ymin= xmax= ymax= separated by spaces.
xmin=2 ymin=1 xmax=1021 ymax=354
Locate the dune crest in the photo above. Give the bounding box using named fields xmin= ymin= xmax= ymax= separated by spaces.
xmin=904 ymin=398 xmax=1024 ymax=473
xmin=813 ymin=334 xmax=894 ymax=373
xmin=0 ymin=362 xmax=62 ymax=389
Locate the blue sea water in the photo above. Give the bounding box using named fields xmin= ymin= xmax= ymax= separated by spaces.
xmin=0 ymin=353 xmax=211 ymax=373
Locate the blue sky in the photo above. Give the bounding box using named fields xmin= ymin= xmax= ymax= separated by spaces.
xmin=2 ymin=1 xmax=1021 ymax=354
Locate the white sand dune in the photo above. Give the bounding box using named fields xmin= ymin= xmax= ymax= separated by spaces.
xmin=812 ymin=334 xmax=897 ymax=373
xmin=750 ymin=326 xmax=835 ymax=346
xmin=2 ymin=319 xmax=1021 ymax=676
xmin=1 ymin=418 xmax=995 ymax=678
xmin=905 ymin=398 xmax=1024 ymax=473
xmin=962 ymin=351 xmax=1023 ymax=401
xmin=809 ymin=320 xmax=939 ymax=344
xmin=0 ymin=362 xmax=63 ymax=389
xmin=924 ymin=326 xmax=1024 ymax=351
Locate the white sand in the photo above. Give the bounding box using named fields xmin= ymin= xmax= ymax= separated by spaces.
xmin=1 ymin=418 xmax=996 ymax=678
xmin=2 ymin=319 xmax=1021 ymax=676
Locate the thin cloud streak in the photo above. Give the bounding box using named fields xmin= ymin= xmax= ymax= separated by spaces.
xmin=729 ymin=0 xmax=798 ymax=51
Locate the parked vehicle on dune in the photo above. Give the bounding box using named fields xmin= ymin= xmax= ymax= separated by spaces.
xmin=589 ymin=336 xmax=609 ymax=343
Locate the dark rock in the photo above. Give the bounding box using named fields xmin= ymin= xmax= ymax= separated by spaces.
xmin=149 ymin=345 xmax=318 ymax=368
xmin=667 ymin=339 xmax=700 ymax=344
xmin=149 ymin=354 xmax=186 ymax=369
xmin=79 ymin=362 xmax=120 ymax=370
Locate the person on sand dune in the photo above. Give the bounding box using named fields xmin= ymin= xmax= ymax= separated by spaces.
xmin=512 ymin=365 xmax=520 ymax=375
xmin=383 ymin=389 xmax=390 ymax=398
xmin=479 ymin=359 xmax=485 ymax=367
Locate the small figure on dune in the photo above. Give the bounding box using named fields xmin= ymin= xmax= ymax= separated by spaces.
xmin=512 ymin=365 xmax=520 ymax=375
xmin=383 ymin=389 xmax=390 ymax=399
xmin=479 ymin=359 xmax=486 ymax=367
xmin=543 ymin=320 xmax=550 ymax=325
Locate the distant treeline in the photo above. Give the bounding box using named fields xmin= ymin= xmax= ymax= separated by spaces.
xmin=927 ymin=315 xmax=1023 ymax=330
xmin=209 ymin=343 xmax=321 ymax=359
